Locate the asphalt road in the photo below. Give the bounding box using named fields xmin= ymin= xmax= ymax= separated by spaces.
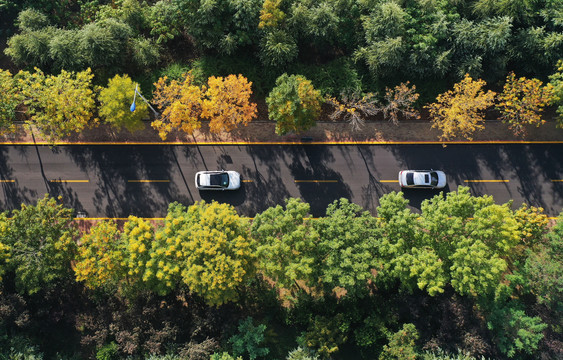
xmin=0 ymin=144 xmax=561 ymax=218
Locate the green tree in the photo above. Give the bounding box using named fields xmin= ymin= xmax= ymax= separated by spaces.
xmin=314 ymin=199 xmax=379 ymax=297
xmin=485 ymin=303 xmax=547 ymax=358
xmin=251 ymin=198 xmax=318 ymax=292
xmin=0 ymin=195 xmax=77 ymax=294
xmin=49 ymin=29 xmax=84 ymax=71
xmin=259 ymin=29 xmax=298 ymax=67
xmin=147 ymin=0 xmax=182 ymax=44
xmin=549 ymin=59 xmax=563 ymax=128
xmin=0 ymin=69 xmax=22 ymax=133
xmin=175 ymin=0 xmax=262 ymax=55
xmin=303 ymin=314 xmax=349 ymax=358
xmin=286 ymin=347 xmax=319 ymax=360
xmin=354 ymin=0 xmax=409 ymax=79
xmin=418 ymin=188 xmax=519 ymax=297
xmin=449 ymin=237 xmax=507 ymax=296
xmin=450 ymin=17 xmax=513 ymax=79
xmin=228 ymin=317 xmax=269 ymax=360
xmin=267 ymin=73 xmax=322 ymax=135
xmin=151 ymin=201 xmax=256 ymax=305
xmin=4 ymin=26 xmax=58 ymax=70
xmin=17 ymin=67 xmax=97 ymax=142
xmin=287 ymin=0 xmax=345 ymax=50
xmin=94 ymin=0 xmax=148 ymax=34
xmin=519 ymin=213 xmax=563 ymax=306
xmin=15 ymin=8 xmax=49 ymax=31
xmin=379 ymin=323 xmax=419 ymax=360
xmin=78 ymin=19 xmax=133 ymax=71
xmin=99 ymin=74 xmax=148 ymax=132
xmin=377 ymin=192 xmax=447 ymax=295
xmin=210 ymin=353 xmax=243 ymax=360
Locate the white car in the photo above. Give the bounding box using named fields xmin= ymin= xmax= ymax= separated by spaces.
xmin=398 ymin=170 xmax=446 ymax=189
xmin=195 ymin=170 xmax=241 ymax=190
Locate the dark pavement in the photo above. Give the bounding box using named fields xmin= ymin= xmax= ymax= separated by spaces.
xmin=0 ymin=144 xmax=561 ymax=218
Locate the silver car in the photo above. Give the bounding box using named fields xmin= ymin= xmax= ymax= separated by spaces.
xmin=398 ymin=170 xmax=446 ymax=189
xmin=195 ymin=170 xmax=241 ymax=190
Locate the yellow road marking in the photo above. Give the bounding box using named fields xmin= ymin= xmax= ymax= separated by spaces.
xmin=551 ymin=179 xmax=563 ymax=182
xmin=464 ymin=180 xmax=509 ymax=183
xmin=242 ymin=180 xmax=253 ymax=182
xmin=50 ymin=180 xmax=89 ymax=183
xmin=128 ymin=179 xmax=170 ymax=183
xmin=379 ymin=180 xmax=399 ymax=183
xmin=294 ymin=180 xmax=339 ymax=183
xmin=0 ymin=180 xmax=15 ymax=183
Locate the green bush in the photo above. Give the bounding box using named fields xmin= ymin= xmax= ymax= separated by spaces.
xmin=290 ymin=57 xmax=362 ymax=97
xmin=189 ymin=54 xmax=277 ymax=95
xmin=379 ymin=323 xmax=419 ymax=360
xmin=421 ymin=348 xmax=493 ymax=360
xmin=16 ymin=8 xmax=49 ymax=31
xmin=0 ymin=335 xmax=44 ymax=360
xmin=228 ymin=317 xmax=270 ymax=360
xmin=95 ymin=342 xmax=118 ymax=360
xmin=286 ymin=347 xmax=319 ymax=360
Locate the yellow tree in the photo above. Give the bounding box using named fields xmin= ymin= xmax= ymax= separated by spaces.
xmin=151 ymin=72 xmax=203 ymax=140
xmin=0 ymin=69 xmax=23 ymax=134
xmin=427 ymin=74 xmax=496 ymax=141
xmin=202 ymin=74 xmax=258 ymax=133
xmin=121 ymin=216 xmax=155 ymax=292
xmin=497 ymin=72 xmax=554 ymax=136
xmin=74 ymin=221 xmax=124 ymax=290
xmin=151 ymin=201 xmax=256 ymax=305
xmin=0 ymin=231 xmax=9 ymax=284
xmin=99 ymin=74 xmax=148 ymax=132
xmin=259 ymin=0 xmax=286 ymax=29
xmin=16 ymin=68 xmax=97 ymax=142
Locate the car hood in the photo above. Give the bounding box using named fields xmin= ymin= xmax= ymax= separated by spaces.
xmin=227 ymin=171 xmax=241 ymax=190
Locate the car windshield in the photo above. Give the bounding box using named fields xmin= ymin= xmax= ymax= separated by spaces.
xmin=430 ymin=172 xmax=438 ymax=186
xmin=406 ymin=172 xmax=414 ymax=185
xmin=209 ymin=173 xmax=229 ymax=187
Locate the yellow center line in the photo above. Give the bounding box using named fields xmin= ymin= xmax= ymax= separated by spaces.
xmin=0 ymin=180 xmax=15 ymax=183
xmin=464 ymin=180 xmax=509 ymax=183
xmin=379 ymin=180 xmax=399 ymax=183
xmin=294 ymin=180 xmax=339 ymax=183
xmin=50 ymin=180 xmax=89 ymax=183
xmin=242 ymin=180 xmax=253 ymax=182
xmin=551 ymin=179 xmax=563 ymax=182
xmin=128 ymin=179 xmax=170 ymax=183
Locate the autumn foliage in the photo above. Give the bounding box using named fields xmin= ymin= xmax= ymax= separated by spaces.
xmin=152 ymin=72 xmax=257 ymax=140
xmin=497 ymin=72 xmax=554 ymax=136
xmin=202 ymin=75 xmax=258 ymax=133
xmin=17 ymin=67 xmax=97 ymax=142
xmin=427 ymin=74 xmax=496 ymax=141
xmin=152 ymin=72 xmax=204 ymax=140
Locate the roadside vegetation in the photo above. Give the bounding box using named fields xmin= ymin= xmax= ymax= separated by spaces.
xmin=0 ymin=0 xmax=562 ymax=142
xmin=0 ymin=189 xmax=561 ymax=359
xmin=0 ymin=1 xmax=562 ymax=359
